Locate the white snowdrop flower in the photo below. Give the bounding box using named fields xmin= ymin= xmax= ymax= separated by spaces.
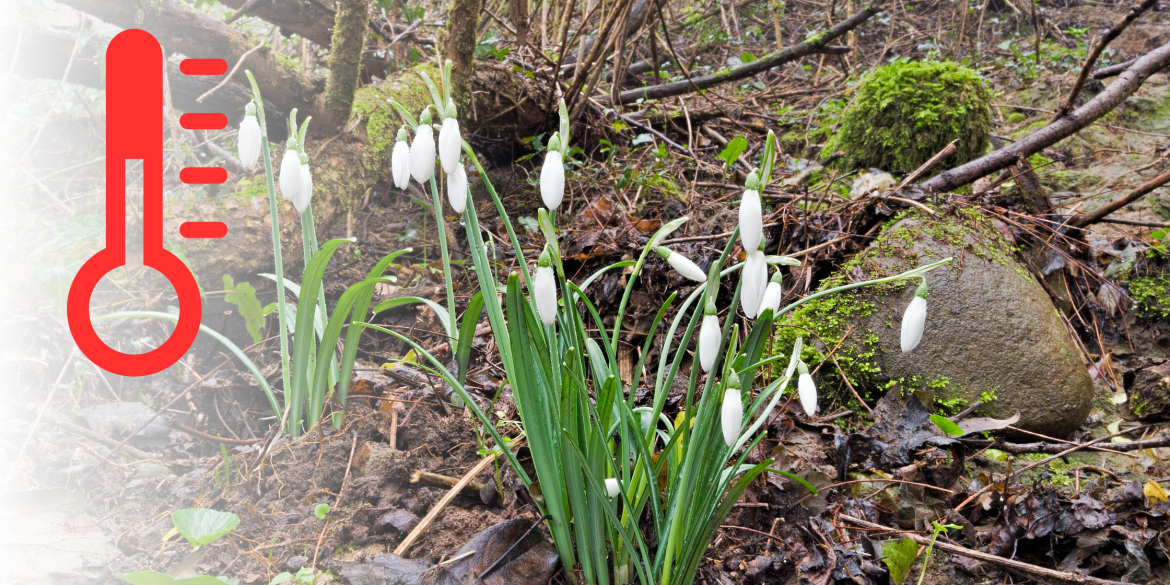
xmin=739 ymin=171 xmax=763 ymax=253
xmin=759 ymin=271 xmax=783 ymax=317
xmin=409 ymin=109 xmax=436 ymax=184
xmin=279 ymin=139 xmax=302 ymax=203
xmin=655 ymin=247 xmax=707 ymax=282
xmin=797 ymin=361 xmax=817 ymax=417
xmin=540 ymin=133 xmax=565 ymax=210
xmin=699 ymin=313 xmax=720 ymax=373
xmin=447 ymin=160 xmax=468 ymax=214
xmin=533 ymin=247 xmax=558 ymax=326
xmin=237 ymin=102 xmax=261 ymax=169
xmin=437 ymin=99 xmax=462 ymax=174
xmin=901 ymin=281 xmax=929 ymax=353
xmin=721 ymin=371 xmax=743 ymax=448
xmin=294 ymin=152 xmax=312 ymax=214
xmin=605 ymin=477 xmax=621 ymax=499
xmin=740 ymin=250 xmax=768 ymax=319
xmin=391 ymin=127 xmax=411 ymax=190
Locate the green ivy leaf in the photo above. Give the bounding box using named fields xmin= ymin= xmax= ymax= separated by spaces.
xmin=716 ymin=136 xmax=748 ymax=168
xmin=170 ymin=508 xmax=240 ymax=549
xmin=880 ymin=537 xmax=919 ymax=585
xmin=223 ymin=275 xmax=265 ymax=344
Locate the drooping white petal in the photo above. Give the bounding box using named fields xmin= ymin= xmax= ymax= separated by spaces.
xmin=901 ymin=296 xmax=928 ymax=353
xmin=739 ymin=188 xmax=763 ymax=253
xmin=721 ymin=387 xmax=743 ymax=447
xmin=409 ymin=125 xmax=436 ymax=184
xmin=438 ymin=117 xmax=461 ymax=173
xmin=279 ymin=149 xmax=302 ymax=202
xmin=540 ymin=150 xmax=565 ymax=209
xmin=533 ymin=265 xmax=558 ymax=326
xmin=798 ymin=373 xmax=817 ymax=417
xmin=759 ymin=281 xmax=782 ymax=317
xmin=699 ymin=314 xmax=720 ymax=373
xmin=391 ymin=140 xmax=411 ymax=190
xmin=666 ymin=251 xmax=707 ymax=282
xmin=605 ymin=477 xmax=620 ymax=498
xmin=740 ymin=251 xmax=768 ymax=319
xmin=447 ymin=161 xmax=468 ymax=213
xmin=237 ymin=115 xmax=261 ymax=169
xmin=294 ymin=162 xmax=312 ymax=214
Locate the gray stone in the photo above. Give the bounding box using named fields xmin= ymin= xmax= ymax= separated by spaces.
xmin=790 ymin=209 xmax=1094 ymax=437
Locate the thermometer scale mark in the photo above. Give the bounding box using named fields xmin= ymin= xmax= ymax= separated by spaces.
xmin=179 ymin=113 xmax=227 ymax=130
xmin=67 ymin=30 xmax=234 ymax=377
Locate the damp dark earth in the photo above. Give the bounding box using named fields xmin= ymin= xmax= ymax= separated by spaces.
xmin=4 ymin=0 xmax=1170 ymax=584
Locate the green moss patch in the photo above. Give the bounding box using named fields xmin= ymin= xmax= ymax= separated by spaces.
xmin=1129 ymin=275 xmax=1170 ymax=319
xmin=823 ymin=60 xmax=993 ymax=174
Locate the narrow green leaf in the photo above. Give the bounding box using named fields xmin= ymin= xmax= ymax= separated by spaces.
xmin=456 ymin=291 xmax=485 ymax=385
xmin=930 ymin=414 xmax=964 ymax=437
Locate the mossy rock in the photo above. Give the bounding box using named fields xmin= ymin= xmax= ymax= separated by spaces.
xmin=823 ymin=60 xmax=992 ymax=174
xmin=778 ymin=207 xmax=1093 ymax=437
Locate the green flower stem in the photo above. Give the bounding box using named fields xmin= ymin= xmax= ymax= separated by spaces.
xmin=462 ymin=141 xmax=533 ymax=293
xmin=773 ymin=257 xmax=953 ymax=320
xmin=245 ymin=71 xmax=291 ymax=426
xmin=428 ymin=176 xmax=457 ymax=343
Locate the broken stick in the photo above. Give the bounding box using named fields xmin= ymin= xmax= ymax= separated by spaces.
xmin=839 ymin=514 xmax=1128 ymax=585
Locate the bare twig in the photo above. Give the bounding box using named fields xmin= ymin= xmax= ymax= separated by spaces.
xmin=954 ymin=426 xmax=1146 ymax=511
xmin=3 ymin=348 xmax=80 ymax=490
xmin=1092 ymin=58 xmax=1135 ymax=79
xmin=197 ymin=40 xmax=265 ymax=103
xmin=84 ymin=358 xmax=234 ymax=476
xmin=922 ymin=41 xmax=1170 ymax=193
xmin=394 ymin=439 xmax=525 ymax=556
xmin=897 ymin=140 xmax=958 ymax=188
xmin=839 ymin=514 xmax=1129 ymax=585
xmin=1053 ymin=0 xmax=1157 ymax=120
xmin=962 ymin=432 xmax=1170 ymax=455
xmin=313 ymin=430 xmax=358 ymax=567
xmin=1068 ymin=169 xmax=1170 ymax=228
xmin=600 ymin=0 xmax=880 ymax=105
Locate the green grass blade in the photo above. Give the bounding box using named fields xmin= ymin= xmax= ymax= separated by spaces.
xmin=291 ymin=237 xmax=353 ymax=434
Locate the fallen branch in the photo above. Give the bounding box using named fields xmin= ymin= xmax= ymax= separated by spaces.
xmin=954 ymin=426 xmax=1145 ymax=511
xmin=962 ymin=433 xmax=1170 ymax=454
xmin=601 ymin=0 xmax=881 ymax=106
xmin=59 ymin=0 xmax=322 ymax=127
xmin=838 ymin=514 xmax=1129 ymax=585
xmin=1093 ymin=58 xmax=1136 ymax=79
xmin=1053 ymin=0 xmax=1156 ymax=120
xmin=921 ymin=40 xmax=1170 ymax=193
xmin=899 ymin=140 xmax=958 ymax=189
xmin=1067 ymin=169 xmax=1170 ymax=228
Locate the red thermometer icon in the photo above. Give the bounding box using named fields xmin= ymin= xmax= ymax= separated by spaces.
xmin=68 ymin=29 xmax=229 ymax=377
